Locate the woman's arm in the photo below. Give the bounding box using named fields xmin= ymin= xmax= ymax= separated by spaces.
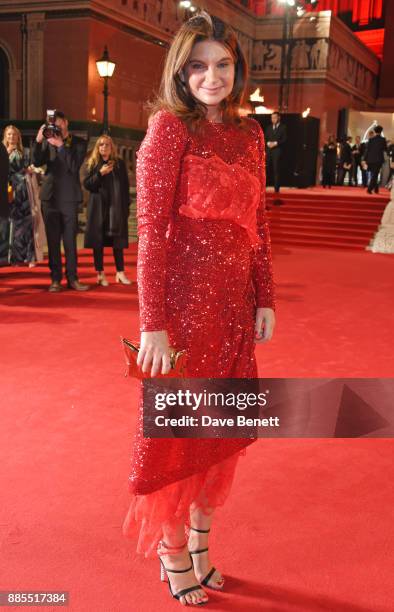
xmin=83 ymin=165 xmax=102 ymax=192
xmin=253 ymin=122 xmax=276 ymax=310
xmin=252 ymin=121 xmax=276 ymax=343
xmin=136 ymin=110 xmax=188 ymax=375
xmin=136 ymin=110 xmax=188 ymax=332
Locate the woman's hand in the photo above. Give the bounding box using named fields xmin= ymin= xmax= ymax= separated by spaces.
xmin=99 ymin=161 xmax=114 ymax=176
xmin=255 ymin=307 xmax=275 ymax=343
xmin=137 ymin=330 xmax=172 ymax=377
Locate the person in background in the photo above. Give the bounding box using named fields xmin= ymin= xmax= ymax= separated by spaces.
xmin=387 ymin=139 xmax=394 ymax=189
xmin=337 ymin=136 xmax=353 ymax=186
xmin=264 ymin=111 xmax=287 ymax=195
xmin=0 ymin=141 xmax=10 ymax=266
xmin=321 ymin=134 xmax=337 ymax=188
xmin=351 ymin=136 xmax=363 ymax=187
xmin=359 ymin=137 xmax=369 ymax=188
xmin=380 ymin=139 xmax=392 ymax=188
xmin=83 ymin=135 xmax=131 ymax=286
xmin=32 ymin=110 xmax=88 ymax=292
xmin=3 ymin=125 xmax=35 ymax=266
xmin=363 ymin=125 xmax=387 ymax=194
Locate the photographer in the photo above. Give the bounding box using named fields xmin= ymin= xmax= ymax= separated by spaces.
xmin=32 ymin=110 xmax=88 ymax=291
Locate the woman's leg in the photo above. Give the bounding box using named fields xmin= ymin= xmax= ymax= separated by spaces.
xmin=188 ymin=504 xmax=224 ymax=589
xmin=93 ymin=246 xmax=104 ymax=272
xmin=114 ymin=248 xmax=131 ymax=284
xmin=159 ymin=520 xmax=209 ymax=605
xmin=113 ymin=247 xmax=124 ymax=272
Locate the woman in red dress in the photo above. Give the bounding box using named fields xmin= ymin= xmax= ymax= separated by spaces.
xmin=123 ymin=10 xmax=276 ymax=605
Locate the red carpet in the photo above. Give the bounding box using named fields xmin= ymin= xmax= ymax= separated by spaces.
xmin=1 ymin=244 xmax=393 ymax=611
xmin=267 ymin=186 xmax=389 ymax=250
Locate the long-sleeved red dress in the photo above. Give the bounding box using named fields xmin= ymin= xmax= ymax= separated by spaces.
xmin=122 ymin=109 xmax=275 ymax=557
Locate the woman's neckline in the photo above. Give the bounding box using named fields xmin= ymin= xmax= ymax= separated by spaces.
xmin=205 ymin=118 xmax=227 ymax=126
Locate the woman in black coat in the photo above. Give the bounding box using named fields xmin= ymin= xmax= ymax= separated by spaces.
xmin=84 ymin=136 xmax=131 ymax=285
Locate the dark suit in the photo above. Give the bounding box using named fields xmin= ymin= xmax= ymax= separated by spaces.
xmin=32 ymin=134 xmax=87 ymax=281
xmin=351 ymin=143 xmax=363 ymax=186
xmin=363 ymin=134 xmax=387 ymax=193
xmin=358 ymin=142 xmax=368 ymax=187
xmin=337 ymin=142 xmax=353 ymax=186
xmin=264 ymin=123 xmax=287 ymax=192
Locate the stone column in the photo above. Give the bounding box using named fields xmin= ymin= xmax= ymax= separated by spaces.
xmin=25 ymin=12 xmax=45 ymax=119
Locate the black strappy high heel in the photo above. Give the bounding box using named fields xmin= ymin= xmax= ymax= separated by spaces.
xmin=188 ymin=527 xmax=225 ymax=590
xmin=158 ymin=540 xmax=208 ymax=605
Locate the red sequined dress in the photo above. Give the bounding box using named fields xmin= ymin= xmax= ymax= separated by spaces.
xmin=122 ymin=110 xmax=275 ymax=557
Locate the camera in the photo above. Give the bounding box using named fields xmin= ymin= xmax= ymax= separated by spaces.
xmin=42 ymin=110 xmax=63 ymax=139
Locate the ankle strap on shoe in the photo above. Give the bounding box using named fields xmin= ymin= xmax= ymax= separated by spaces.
xmin=189 ymin=527 xmax=210 ymax=533
xmin=157 ymin=539 xmax=187 ymax=556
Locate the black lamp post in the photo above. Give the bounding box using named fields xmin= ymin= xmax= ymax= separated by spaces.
xmin=96 ymin=46 xmax=116 ymax=134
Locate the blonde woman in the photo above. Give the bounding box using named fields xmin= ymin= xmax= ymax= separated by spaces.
xmin=84 ymin=135 xmax=131 ymax=285
xmin=122 ymin=11 xmax=275 ymax=606
xmin=3 ymin=125 xmax=35 ymax=266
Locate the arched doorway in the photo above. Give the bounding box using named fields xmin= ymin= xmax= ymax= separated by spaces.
xmin=0 ymin=46 xmax=10 ymax=118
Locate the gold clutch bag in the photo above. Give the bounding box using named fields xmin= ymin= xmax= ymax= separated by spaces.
xmin=121 ymin=337 xmax=187 ymax=379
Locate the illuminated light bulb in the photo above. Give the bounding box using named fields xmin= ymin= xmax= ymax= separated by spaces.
xmin=250 ymin=87 xmax=265 ymax=102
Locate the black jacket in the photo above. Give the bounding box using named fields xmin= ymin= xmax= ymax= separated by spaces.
xmin=339 ymin=142 xmax=352 ymax=165
xmin=83 ymin=157 xmax=130 ymax=249
xmin=352 ymin=143 xmax=362 ymax=160
xmin=363 ymin=135 xmax=387 ymax=165
xmin=264 ymin=123 xmax=287 ymax=151
xmin=0 ymin=142 xmax=10 ymax=218
xmin=32 ymin=134 xmax=87 ymax=203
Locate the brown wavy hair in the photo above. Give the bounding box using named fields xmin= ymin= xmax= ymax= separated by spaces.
xmin=86 ymin=135 xmax=118 ymax=171
xmin=2 ymin=125 xmax=24 ymax=155
xmin=145 ymin=10 xmax=251 ymax=134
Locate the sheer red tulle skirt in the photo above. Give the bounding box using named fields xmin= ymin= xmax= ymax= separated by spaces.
xmin=122 ymin=445 xmax=248 ymax=558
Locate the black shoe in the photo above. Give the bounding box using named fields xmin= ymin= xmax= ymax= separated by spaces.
xmin=367 ymin=189 xmax=372 ymax=194
xmin=188 ymin=527 xmax=224 ymax=591
xmin=158 ymin=541 xmax=208 ymax=604
xmin=48 ymin=281 xmax=62 ymax=293
xmin=67 ymin=279 xmax=89 ymax=291
xmin=273 ymin=198 xmax=282 ymax=206
xmin=374 ymin=188 xmax=379 ymax=194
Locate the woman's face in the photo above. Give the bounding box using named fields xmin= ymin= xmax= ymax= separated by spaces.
xmin=5 ymin=129 xmax=18 ymax=147
xmin=98 ymin=139 xmax=112 ymax=159
xmin=182 ymin=40 xmax=235 ymax=111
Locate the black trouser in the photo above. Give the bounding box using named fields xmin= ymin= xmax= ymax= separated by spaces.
xmin=266 ymin=148 xmax=281 ymax=192
xmin=367 ymin=163 xmax=382 ymax=192
xmin=93 ymin=246 xmax=124 ymax=272
xmin=322 ymin=168 xmax=335 ymax=187
xmin=337 ymin=165 xmax=353 ymax=186
xmin=42 ymin=201 xmax=78 ymax=282
xmin=352 ymin=158 xmax=368 ymax=186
